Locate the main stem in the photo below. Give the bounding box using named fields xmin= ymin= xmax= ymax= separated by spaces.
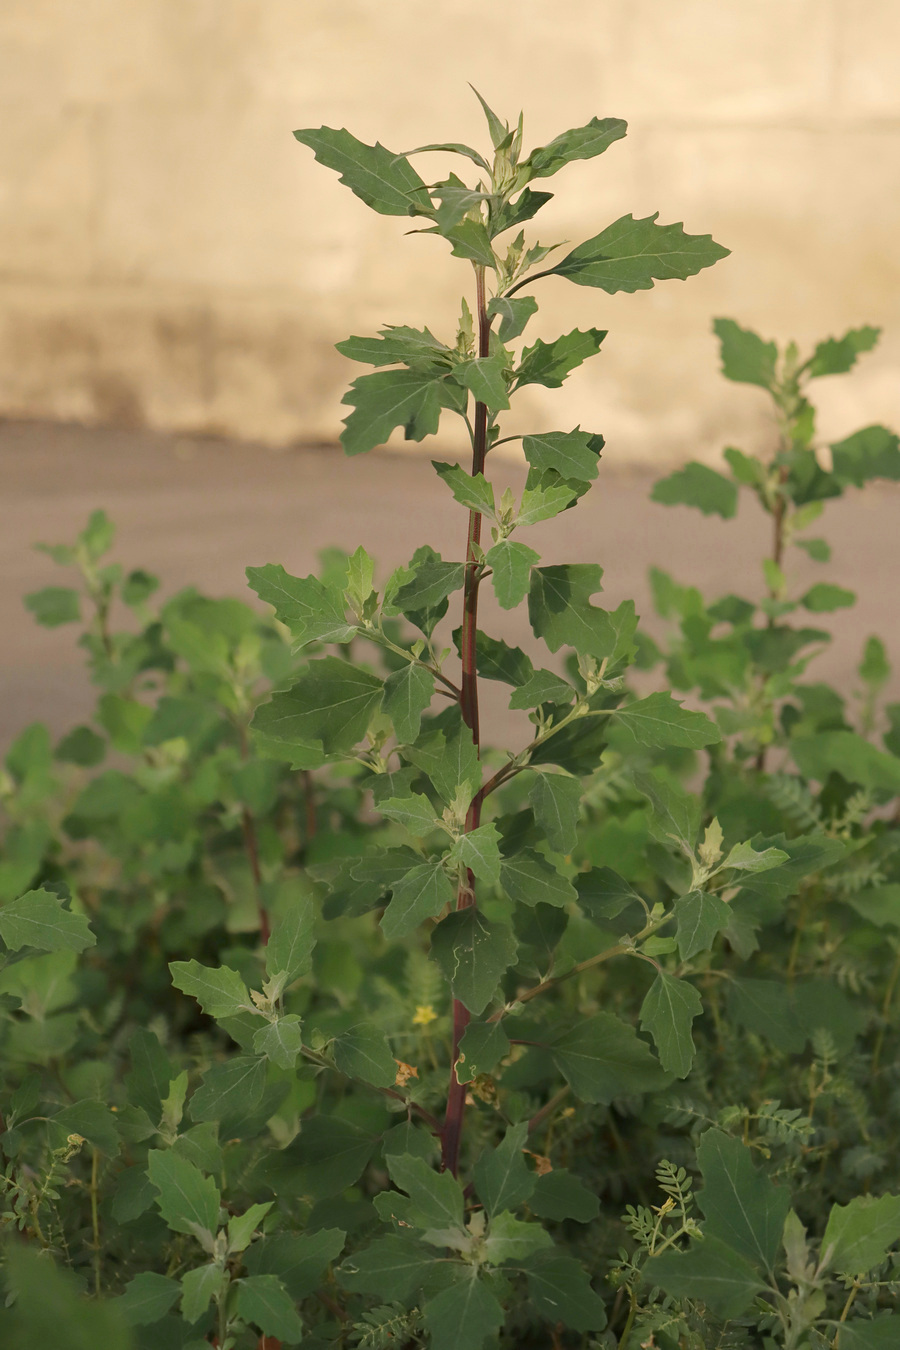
xmin=442 ymin=265 xmax=491 ymax=1176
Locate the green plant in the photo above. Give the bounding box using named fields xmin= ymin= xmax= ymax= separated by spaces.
xmin=1 ymin=92 xmax=899 ymax=1350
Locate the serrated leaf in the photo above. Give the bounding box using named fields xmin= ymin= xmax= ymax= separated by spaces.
xmin=522 ymin=428 xmax=602 ymax=482
xmin=245 ymin=564 xmax=354 ymax=646
xmin=464 ymin=630 xmax=534 ymax=686
xmin=528 ymin=564 xmax=619 ymax=658
xmin=244 ymin=1228 xmax=346 ymax=1300
xmin=409 ymin=715 xmax=481 ymax=804
xmin=634 ymin=770 xmax=700 ymax=854
xmin=697 ymin=1128 xmax=791 ymax=1271
xmin=0 ymin=888 xmax=95 ymax=954
xmin=423 ymin=1273 xmax=505 ymax=1350
xmin=447 ymin=823 xmax=503 ymax=884
xmin=530 ymin=772 xmax=581 ymax=854
xmin=575 ymin=868 xmax=646 ymax=921
xmin=674 ymin=890 xmax=732 ymax=960
xmin=337 ymin=1235 xmax=442 ymax=1298
xmin=188 ymin=1055 xmax=266 ymax=1124
xmin=116 ymin=1272 xmax=181 ymax=1327
xmin=395 ymin=558 xmax=465 ymax=615
xmin=837 ymin=1316 xmax=900 ymax=1349
xmin=266 ymin=900 xmax=316 ymax=987
xmin=801 ymin=582 xmax=856 ymax=612
xmin=336 ymin=323 xmax=450 ymax=367
xmin=181 ymin=1263 xmax=226 ymax=1323
xmin=432 ymin=460 xmax=495 ymax=515
xmin=147 ymin=1149 xmax=220 ymax=1245
xmin=491 ymin=187 xmax=554 ymax=237
xmin=549 ymin=212 xmax=728 ymax=292
xmin=514 ymin=329 xmax=607 ymax=389
xmin=457 ymin=1020 xmax=510 ymax=1083
xmin=340 ymin=368 xmax=446 ymax=456
xmin=473 ymin=1121 xmax=535 ymax=1216
xmin=713 ymin=317 xmax=777 ymax=388
xmin=381 ymin=662 xmax=437 ymax=743
xmin=334 ymin=1024 xmax=397 ymax=1088
xmin=294 ymin=125 xmax=432 ymax=216
xmin=805 ymin=324 xmax=880 ymax=378
xmin=612 ymin=691 xmax=721 ymax=749
xmin=642 ymin=1233 xmax=765 ymax=1320
xmin=521 ymin=1251 xmax=608 ymax=1331
xmin=169 ymin=959 xmax=250 ymax=1019
xmin=728 ymin=978 xmax=806 ymax=1053
xmin=126 ymin=1029 xmax=173 ymax=1123
xmin=236 ymin=1273 xmax=304 ymax=1342
xmin=445 ymin=218 xmax=497 ymax=269
xmin=53 ymin=1099 xmax=120 ymax=1155
xmin=379 ymin=793 xmax=439 ymax=834
xmin=487 ymin=295 xmax=538 ymax=341
xmin=381 ymin=860 xmax=455 ymax=940
xmin=822 ymin=1193 xmax=900 ymax=1276
xmin=483 ymin=1211 xmax=553 ymax=1265
xmin=550 ymin=1012 xmax=669 ymax=1103
xmin=640 ymin=972 xmax=702 ymax=1077
xmin=526 ymin=116 xmax=627 ymax=178
xmin=500 ymin=851 xmax=577 ymax=908
xmin=24 ymin=586 xmax=81 ymax=627
xmin=227 ymin=1201 xmax=274 ymax=1255
xmin=253 ymin=1016 xmax=304 ymax=1070
xmin=455 ymin=353 xmax=510 ymax=410
xmin=253 ymin=657 xmax=383 ymax=755
xmin=791 ymin=731 xmax=900 ymax=794
xmin=380 ymin=1153 xmax=466 ymax=1237
xmin=719 ymin=841 xmax=789 ymax=874
xmin=508 ymin=669 xmax=574 ymax=709
xmin=651 ymin=462 xmax=738 ymax=518
xmin=430 ymin=908 xmax=517 ymax=1014
xmin=530 ymin=1170 xmax=600 ymax=1223
xmin=486 ymin=539 xmax=540 ymax=609
xmin=516 ymin=482 xmax=578 ymax=526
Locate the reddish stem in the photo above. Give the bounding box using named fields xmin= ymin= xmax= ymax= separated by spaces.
xmin=441 ymin=265 xmax=492 ymax=1177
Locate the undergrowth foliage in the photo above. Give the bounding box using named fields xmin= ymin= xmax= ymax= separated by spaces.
xmin=2 ymin=92 xmax=900 ymax=1349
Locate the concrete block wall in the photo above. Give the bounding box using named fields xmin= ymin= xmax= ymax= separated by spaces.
xmin=1 ymin=0 xmax=898 ymax=464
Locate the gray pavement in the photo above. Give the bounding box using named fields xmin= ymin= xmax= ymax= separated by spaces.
xmin=2 ymin=419 xmax=898 ymax=755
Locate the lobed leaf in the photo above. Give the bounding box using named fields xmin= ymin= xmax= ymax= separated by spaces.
xmin=639 ymin=971 xmax=703 ymax=1078
xmin=549 ymin=213 xmax=729 ymax=293
xmin=0 ymin=888 xmax=95 ymax=954
xmin=294 ymin=126 xmax=433 ymax=216
xmin=651 ymin=462 xmax=738 ymax=518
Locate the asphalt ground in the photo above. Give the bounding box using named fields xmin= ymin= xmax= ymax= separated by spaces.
xmin=2 ymin=419 xmax=897 ymax=755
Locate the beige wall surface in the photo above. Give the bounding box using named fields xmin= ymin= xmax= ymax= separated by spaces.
xmin=1 ymin=0 xmax=898 ymax=465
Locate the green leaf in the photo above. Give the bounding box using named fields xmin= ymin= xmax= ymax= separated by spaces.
xmin=522 ymin=429 xmax=602 ymax=482
xmin=845 ymin=883 xmax=900 ymax=930
xmin=486 ymin=540 xmax=540 ymax=609
xmin=455 ymin=354 xmax=510 ymax=410
xmin=514 ymin=329 xmax=606 ymax=389
xmin=520 ymin=1251 xmax=607 ymax=1331
xmin=465 ymin=630 xmax=534 ymax=686
xmin=336 ymin=323 xmax=449 ymax=367
xmin=430 ymin=908 xmax=518 ymax=1014
xmin=612 ymin=692 xmax=722 ymax=749
xmin=423 ymin=1273 xmax=505 ymax=1350
xmin=340 ymin=368 xmax=446 ymax=456
xmin=822 ymin=1194 xmax=900 ymax=1276
xmin=483 ymin=1211 xmax=553 ymax=1265
xmin=791 ymin=731 xmax=900 ymax=794
xmin=0 ymin=888 xmax=95 ymax=953
xmin=473 ymin=1121 xmax=535 ymax=1216
xmin=651 ymin=462 xmax=738 ymax=518
xmin=116 ymin=1272 xmax=181 ymax=1327
xmin=266 ymin=900 xmax=316 ymax=988
xmin=432 ymin=460 xmax=495 ymax=516
xmin=181 ymin=1263 xmax=225 ymax=1323
xmin=384 ymin=1152 xmax=465 ymax=1234
xmin=126 ymin=1029 xmax=173 ymax=1123
xmin=837 ymin=1316 xmax=900 ymax=1349
xmin=526 ymin=115 xmax=627 ymax=178
xmin=147 ymin=1149 xmax=220 ymax=1246
xmin=830 ymin=424 xmax=900 ymax=486
xmin=719 ymin=841 xmax=790 ymax=874
xmin=169 ymin=959 xmax=249 ymax=1019
xmin=457 ymin=1020 xmax=510 ymax=1083
xmin=550 ymin=213 xmax=728 ymax=292
xmin=491 ymin=187 xmax=553 ymax=237
xmin=236 ymin=1274 xmax=304 ymax=1343
xmin=508 ymin=670 xmax=574 ymax=709
xmin=253 ymin=1016 xmax=304 ymax=1070
xmin=409 ymin=715 xmax=481 ymax=804
xmin=381 ymin=860 xmax=454 ymax=940
xmin=487 ymin=295 xmax=538 ymax=341
xmin=188 ymin=1055 xmax=267 ymax=1124
xmin=860 ymin=635 xmax=890 ymax=688
xmin=395 ymin=558 xmax=465 ymax=615
xmin=634 ymin=770 xmax=700 ymax=854
xmin=697 ymin=1128 xmax=791 ymax=1271
xmin=516 ymin=482 xmax=578 ymax=527
xmin=53 ymin=1100 xmax=120 ymax=1155
xmin=550 ymin=1012 xmax=669 ymax=1102
xmin=244 ymin=1228 xmax=346 ymax=1300
xmin=640 ymin=972 xmax=702 ymax=1078
xmin=801 ymin=582 xmax=856 ymax=612
xmin=24 ymin=586 xmax=81 ymax=627
xmin=530 ymin=772 xmax=581 ymax=853
xmin=245 ymin=564 xmax=354 ymax=646
xmin=674 ymin=890 xmax=732 ymax=960
xmin=713 ymin=317 xmax=777 ymax=388
xmin=294 ymin=126 xmax=432 ymax=216
xmin=266 ymin=1116 xmax=376 ymax=1200
xmin=447 ymin=823 xmax=503 ymax=885
xmin=642 ymin=1233 xmax=765 ymax=1320
xmin=530 ymin=1170 xmax=600 ymax=1223
xmin=333 ymin=1023 xmax=397 ymax=1088
xmin=227 ymin=1202 xmax=274 ymax=1255
xmin=805 ymin=324 xmax=880 ymax=378
xmin=794 ymin=535 xmax=831 ymax=561
xmin=338 ymin=1235 xmax=442 ymax=1299
xmin=470 ymin=86 xmax=509 ymax=148
xmin=445 ymin=218 xmax=497 ymax=269
xmin=728 ymin=978 xmax=806 ymax=1053
xmin=379 ymin=792 xmax=439 ymax=834
xmin=500 ymin=851 xmax=577 ymax=908
xmin=528 ymin=564 xmax=621 ymax=659
xmin=253 ymin=657 xmax=383 ymax=755
xmin=576 ymin=868 xmax=646 ymax=921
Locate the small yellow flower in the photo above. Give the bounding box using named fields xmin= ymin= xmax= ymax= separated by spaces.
xmin=412 ymin=1004 xmax=437 ymax=1027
